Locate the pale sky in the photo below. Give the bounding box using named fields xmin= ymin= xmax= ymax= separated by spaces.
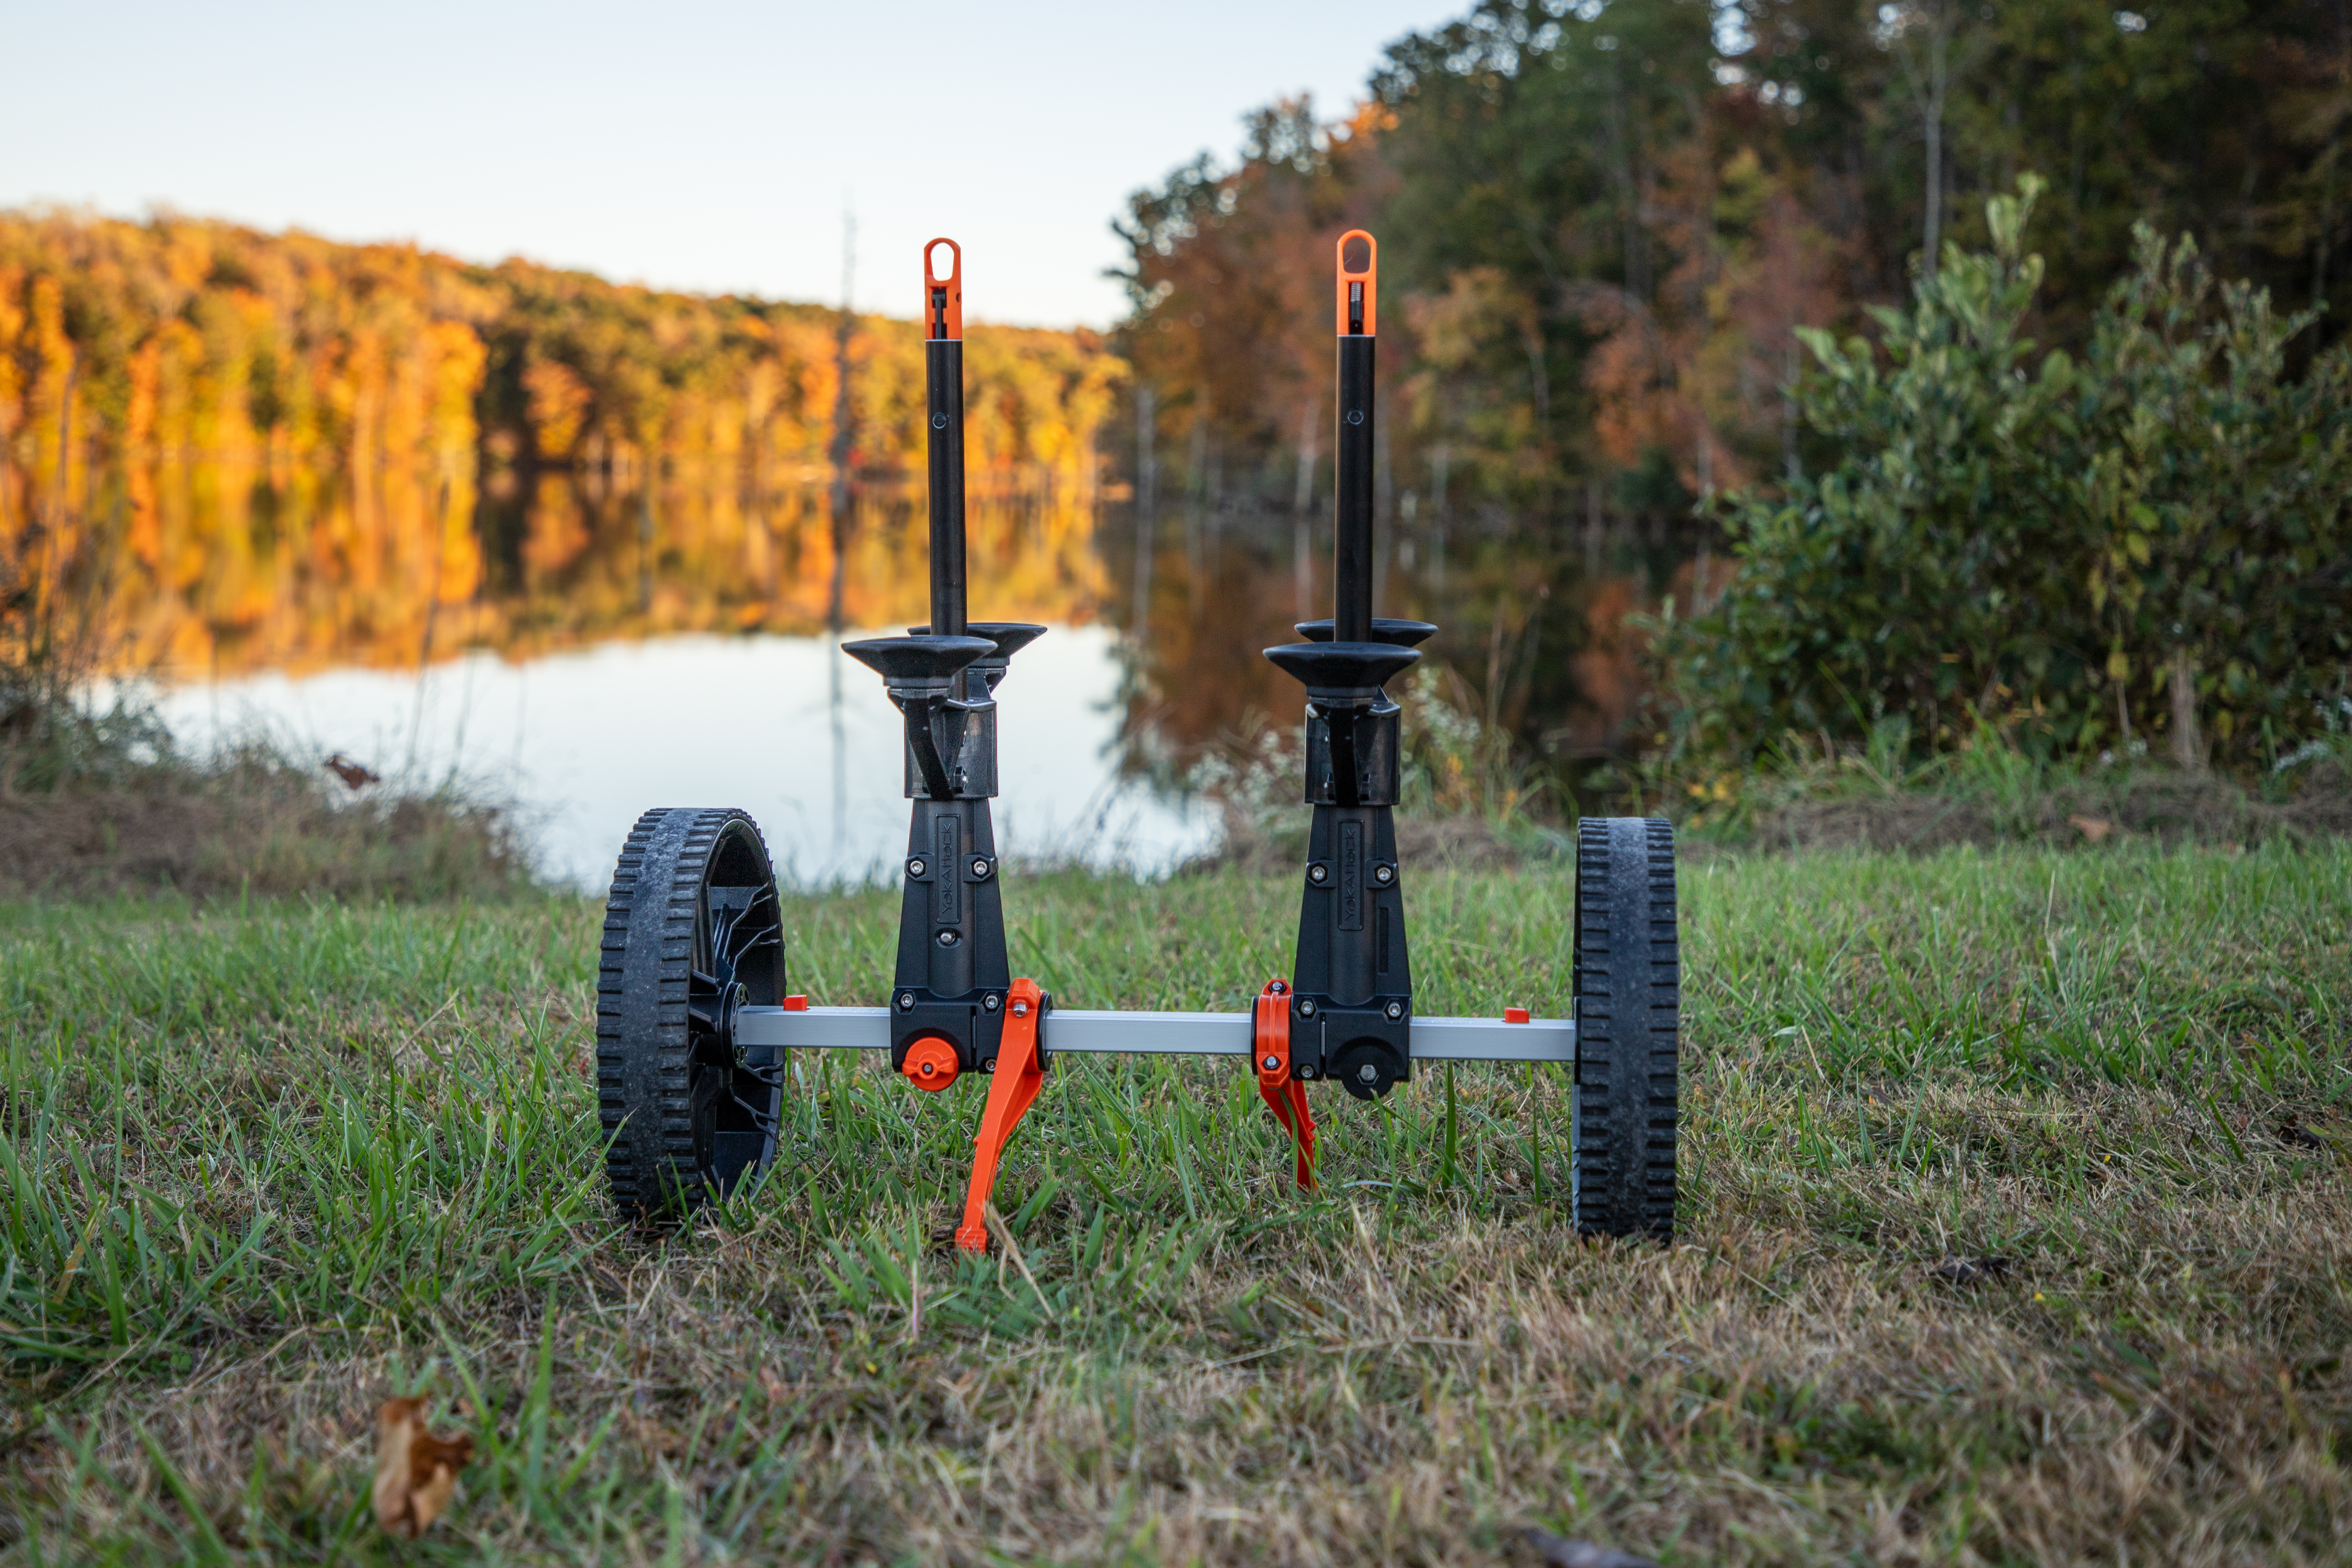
xmin=1 ymin=0 xmax=1462 ymax=328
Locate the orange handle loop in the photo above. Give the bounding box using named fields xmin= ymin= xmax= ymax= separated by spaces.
xmin=1335 ymin=229 xmax=1376 ymax=337
xmin=924 ymin=237 xmax=963 ymax=341
xmin=955 ymin=978 xmax=1047 ymax=1253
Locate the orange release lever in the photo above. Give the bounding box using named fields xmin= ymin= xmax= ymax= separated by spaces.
xmin=1253 ymin=979 xmax=1316 ymax=1189
xmin=923 ymin=237 xmax=963 ymax=342
xmin=1334 ymin=229 xmax=1376 ymax=337
xmin=955 ymin=977 xmax=1047 ymax=1252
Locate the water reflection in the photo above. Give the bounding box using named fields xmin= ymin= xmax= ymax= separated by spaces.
xmin=152 ymin=624 xmax=1214 ymax=886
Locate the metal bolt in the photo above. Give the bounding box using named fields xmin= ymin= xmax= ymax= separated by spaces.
xmin=1385 ymin=1000 xmax=1403 ymax=1021
xmin=897 ymin=992 xmax=916 ymax=1011
xmin=1298 ymin=998 xmax=1317 ymax=1017
xmin=972 ymin=857 xmax=990 ymax=877
xmin=1297 ymin=1064 xmax=1316 ymax=1079
xmin=907 ymin=858 xmax=926 ymax=877
xmin=932 ymin=412 xmax=948 ymax=429
xmin=1308 ymin=864 xmax=1328 ymax=883
xmin=982 ymin=992 xmax=1000 ymax=1012
xmin=1374 ymin=864 xmax=1393 ymax=884
xmin=1269 ymin=980 xmax=1288 ymax=994
xmin=936 ymin=929 xmax=959 ymax=947
xmin=1347 ymin=408 xmax=1365 ymax=426
xmin=1262 ymin=1054 xmax=1281 ymax=1071
xmin=983 ymin=1057 xmax=997 ymax=1072
xmin=1358 ymin=1062 xmax=1379 ymax=1084
xmin=1012 ymin=1001 xmax=1029 ymax=1018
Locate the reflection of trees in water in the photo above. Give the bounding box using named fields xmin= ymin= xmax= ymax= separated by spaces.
xmin=1110 ymin=490 xmax=1708 ymax=781
xmin=14 ymin=458 xmax=1105 ymax=679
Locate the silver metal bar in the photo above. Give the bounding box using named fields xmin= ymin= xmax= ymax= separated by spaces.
xmin=734 ymin=1004 xmax=1574 ymax=1065
xmin=734 ymin=1005 xmax=890 ymax=1050
xmin=1043 ymin=1009 xmax=1252 ymax=1055
xmin=1410 ymin=1015 xmax=1576 ymax=1064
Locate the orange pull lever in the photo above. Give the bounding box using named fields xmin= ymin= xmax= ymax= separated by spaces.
xmin=955 ymin=978 xmax=1047 ymax=1252
xmin=1252 ymin=978 xmax=1316 ymax=1189
xmin=923 ymin=237 xmax=962 ymax=341
xmin=1335 ymin=229 xmax=1376 ymax=336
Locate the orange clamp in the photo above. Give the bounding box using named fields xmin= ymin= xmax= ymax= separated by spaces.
xmin=923 ymin=237 xmax=962 ymax=341
xmin=1252 ymin=979 xmax=1316 ymax=1189
xmin=1334 ymin=229 xmax=1376 ymax=337
xmin=955 ymin=978 xmax=1047 ymax=1252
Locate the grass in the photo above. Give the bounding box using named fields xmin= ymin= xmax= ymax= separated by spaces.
xmin=1 ymin=846 xmax=2349 ymax=1564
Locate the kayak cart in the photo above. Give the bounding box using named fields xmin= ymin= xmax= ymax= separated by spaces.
xmin=594 ymin=232 xmax=1680 ymax=1245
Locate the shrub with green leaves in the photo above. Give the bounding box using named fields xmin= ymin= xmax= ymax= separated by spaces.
xmin=1656 ymin=176 xmax=2352 ymax=771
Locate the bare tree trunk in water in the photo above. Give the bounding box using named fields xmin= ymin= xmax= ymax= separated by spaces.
xmin=1133 ymin=384 xmax=1156 ymax=648
xmin=2169 ymin=648 xmax=2206 ymax=773
xmin=827 ymin=212 xmax=858 ymax=634
xmin=1183 ymin=412 xmax=1207 ymax=582
xmin=827 ymin=211 xmax=856 ymax=852
xmin=1292 ymin=396 xmax=1318 ymax=621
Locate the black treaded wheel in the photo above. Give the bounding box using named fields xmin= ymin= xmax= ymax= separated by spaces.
xmin=1571 ymin=816 xmax=1679 ymax=1240
xmin=598 ymin=807 xmax=785 ymax=1222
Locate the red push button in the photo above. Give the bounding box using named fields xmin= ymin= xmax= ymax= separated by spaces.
xmin=1504 ymin=1007 xmax=1531 ymax=1024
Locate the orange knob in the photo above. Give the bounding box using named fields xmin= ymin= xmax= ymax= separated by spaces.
xmin=901 ymin=1035 xmax=961 ymax=1091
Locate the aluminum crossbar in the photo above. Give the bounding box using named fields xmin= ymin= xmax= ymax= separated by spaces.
xmin=733 ymin=1005 xmax=1575 ymax=1065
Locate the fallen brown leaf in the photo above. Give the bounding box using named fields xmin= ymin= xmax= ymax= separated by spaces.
xmin=1522 ymin=1527 xmax=1663 ymax=1567
xmin=2069 ymin=815 xmax=2114 ymax=843
xmin=2277 ymin=1118 xmax=2328 ymax=1152
xmin=325 ymin=753 xmax=381 ymax=790
xmin=373 ymin=1396 xmax=474 ymax=1539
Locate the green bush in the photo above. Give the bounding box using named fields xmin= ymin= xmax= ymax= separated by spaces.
xmin=1656 ymin=176 xmax=2352 ymax=773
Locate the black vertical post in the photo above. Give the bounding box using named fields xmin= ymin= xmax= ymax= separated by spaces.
xmin=926 ymin=338 xmax=966 ymax=643
xmin=1334 ymin=332 xmax=1375 ymax=643
xmin=1262 ymin=231 xmax=1430 ymax=1104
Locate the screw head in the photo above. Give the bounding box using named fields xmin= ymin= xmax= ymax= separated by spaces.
xmin=983 ymin=993 xmax=1000 ymax=1011
xmin=1012 ymin=1001 xmax=1029 ymax=1017
xmin=1374 ymin=864 xmax=1393 ymax=884
xmin=972 ymin=857 xmax=990 ymax=877
xmin=1347 ymin=408 xmax=1365 ymax=426
xmin=1385 ymin=1000 xmax=1404 ymax=1020
xmin=932 ymin=412 xmax=948 ymax=429
xmin=936 ymin=929 xmax=959 ymax=947
xmin=1308 ymin=864 xmax=1328 ymax=883
xmin=1262 ymin=1054 xmax=1281 ymax=1071
xmin=907 ymin=858 xmax=926 ymax=877
xmin=983 ymin=1057 xmax=998 ymax=1072
xmin=1358 ymin=1061 xmax=1379 ymax=1084
xmin=897 ymin=992 xmax=916 ymax=1011
xmin=1297 ymin=1064 xmax=1316 ymax=1080
xmin=1298 ymin=998 xmax=1317 ymax=1017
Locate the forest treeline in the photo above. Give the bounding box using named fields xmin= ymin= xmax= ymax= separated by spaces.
xmin=1116 ymin=0 xmax=2352 ymax=769
xmin=0 ymin=207 xmax=1119 ymax=488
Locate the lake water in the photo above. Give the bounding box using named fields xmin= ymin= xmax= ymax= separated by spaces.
xmin=148 ymin=623 xmax=1219 ymax=887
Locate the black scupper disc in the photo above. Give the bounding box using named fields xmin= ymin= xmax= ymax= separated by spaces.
xmin=1332 ymin=1037 xmax=1404 ymax=1101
